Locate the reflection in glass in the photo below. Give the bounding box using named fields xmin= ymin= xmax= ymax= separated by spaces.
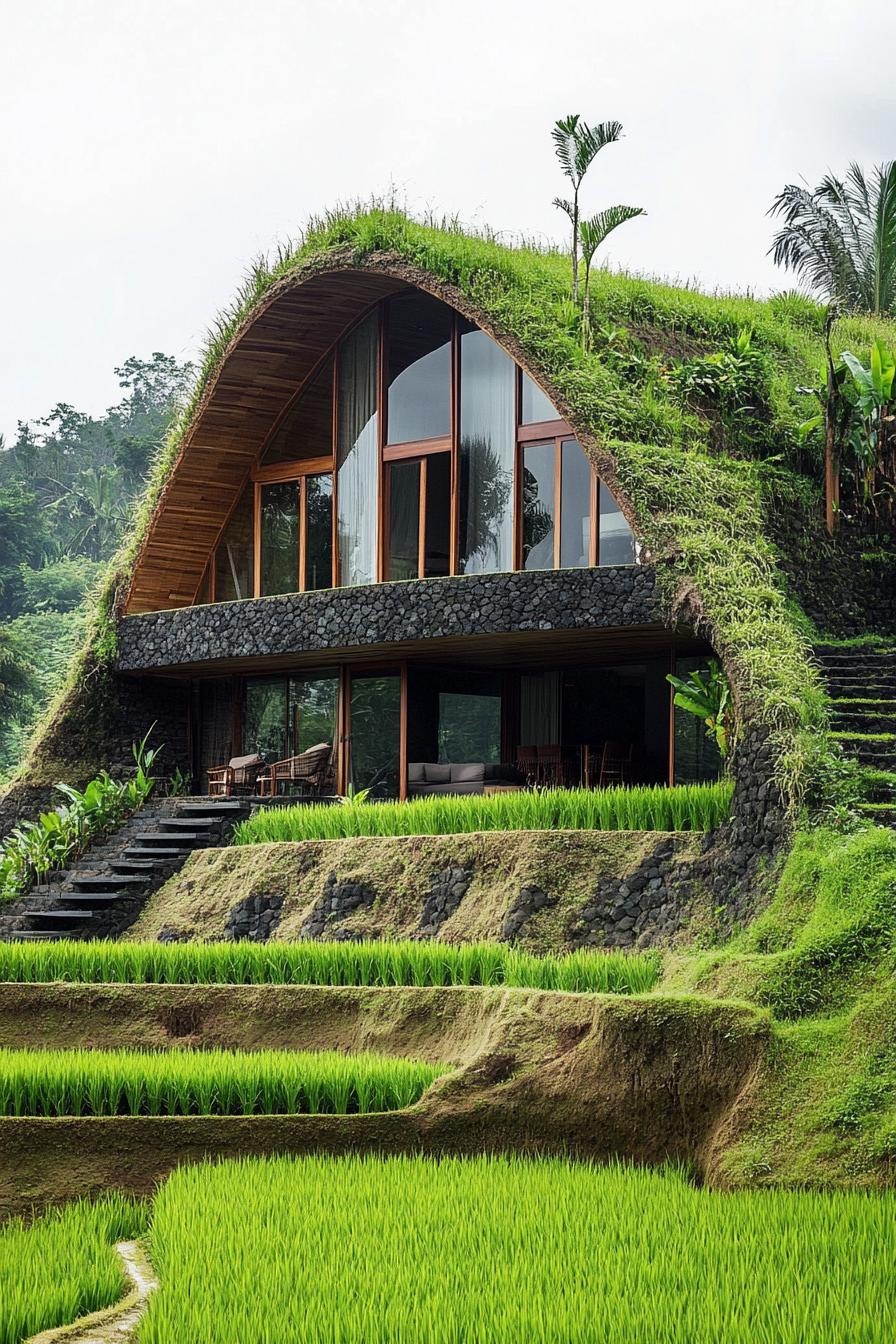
xmin=349 ymin=674 xmax=400 ymax=798
xmin=521 ymin=442 xmax=555 ymax=570
xmin=521 ymin=371 xmax=558 ymax=424
xmin=388 ymin=460 xmax=421 ymax=581
xmin=337 ymin=313 xmax=378 ymax=586
xmin=243 ymin=680 xmax=287 ymax=762
xmin=214 ymin=487 xmax=254 ymax=601
xmin=560 ymin=440 xmax=592 ymax=568
xmin=289 ymin=673 xmax=339 ymax=763
xmin=438 ymin=691 xmax=502 ymax=764
xmin=387 ymin=293 xmax=451 ymax=443
xmin=673 ymin=658 xmax=722 ymax=783
xmin=599 ymin=481 xmax=636 ymax=565
xmin=262 ymin=355 xmax=334 ymax=465
xmin=304 ymin=474 xmax=333 ymax=591
xmin=423 ymin=452 xmax=451 ymax=577
xmin=458 ymin=327 xmax=515 ymax=574
xmin=260 ymin=481 xmax=299 ymax=596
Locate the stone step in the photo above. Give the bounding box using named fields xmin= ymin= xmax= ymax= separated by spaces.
xmin=123 ymin=846 xmax=191 ymax=859
xmin=58 ymin=891 xmax=133 ymax=907
xmin=830 ymin=712 xmax=896 ymax=733
xmin=23 ymin=909 xmax=96 ymax=924
xmin=135 ymin=833 xmax=207 ymax=845
xmin=70 ymin=875 xmax=149 ymax=891
xmin=157 ymin=818 xmax=218 ymax=830
xmin=110 ymin=859 xmax=164 ymax=873
xmin=176 ymin=801 xmax=245 ymax=815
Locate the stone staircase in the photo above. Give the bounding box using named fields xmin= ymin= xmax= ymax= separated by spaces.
xmin=0 ymin=796 xmax=250 ymax=942
xmin=815 ymin=642 xmax=896 ymax=825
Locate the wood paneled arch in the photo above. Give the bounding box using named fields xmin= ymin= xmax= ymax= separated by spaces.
xmin=123 ymin=258 xmax=625 ymax=615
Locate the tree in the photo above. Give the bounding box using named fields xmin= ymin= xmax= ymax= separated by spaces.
xmin=552 ymin=115 xmax=623 ymax=301
xmin=769 ymin=162 xmax=896 ymax=315
xmin=580 ymin=207 xmax=646 ymax=345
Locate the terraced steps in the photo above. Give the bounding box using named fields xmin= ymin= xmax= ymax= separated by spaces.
xmin=1 ymin=796 xmax=253 ymax=942
xmin=815 ymin=642 xmax=896 ymax=823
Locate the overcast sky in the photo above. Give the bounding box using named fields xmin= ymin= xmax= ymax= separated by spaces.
xmin=2 ymin=0 xmax=895 ymax=441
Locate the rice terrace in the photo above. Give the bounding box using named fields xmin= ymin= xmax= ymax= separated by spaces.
xmin=2 ymin=25 xmax=896 ymax=1340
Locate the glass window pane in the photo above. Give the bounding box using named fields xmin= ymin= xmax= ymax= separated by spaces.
xmin=599 ymin=481 xmax=636 ymax=565
xmin=423 ymin=452 xmax=451 ymax=578
xmin=337 ymin=313 xmax=379 ymax=586
xmin=304 ymin=474 xmax=333 ymax=591
xmin=522 ymin=442 xmax=556 ymax=571
xmin=458 ymin=326 xmax=515 ymax=574
xmin=438 ymin=692 xmax=501 ymax=764
xmin=289 ymin=673 xmax=339 ymax=762
xmin=214 ymin=486 xmax=254 ymax=602
xmin=387 ymin=293 xmax=451 ymax=444
xmin=262 ymin=355 xmax=334 ymax=466
xmin=243 ymin=680 xmax=287 ymax=762
xmin=560 ymin=440 xmax=593 ymax=568
xmin=260 ymin=481 xmax=299 ymax=596
xmin=673 ymin=658 xmax=722 ymax=783
xmin=349 ymin=674 xmax=400 ymax=799
xmin=388 ymin=460 xmax=421 ymax=581
xmin=521 ymin=371 xmax=559 ymax=425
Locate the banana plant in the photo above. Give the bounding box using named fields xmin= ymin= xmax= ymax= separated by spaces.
xmin=666 ymin=660 xmax=732 ymax=758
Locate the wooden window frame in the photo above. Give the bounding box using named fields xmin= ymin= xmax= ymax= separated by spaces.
xmin=254 ymin=467 xmax=335 ymax=599
xmin=518 ymin=433 xmax=598 ymax=573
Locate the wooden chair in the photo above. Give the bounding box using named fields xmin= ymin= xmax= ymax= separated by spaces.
xmin=515 ymin=745 xmax=539 ymax=786
xmin=536 ymin=743 xmax=564 ymax=787
xmin=598 ymin=741 xmax=633 ymax=789
xmin=207 ymin=753 xmax=264 ymax=798
xmin=256 ymin=742 xmax=334 ymax=799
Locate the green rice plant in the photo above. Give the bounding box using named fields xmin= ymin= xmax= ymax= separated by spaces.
xmin=0 ymin=1048 xmax=444 ymax=1118
xmin=0 ymin=939 xmax=660 ymax=995
xmin=140 ymin=1153 xmax=896 ymax=1344
xmin=0 ymin=1194 xmax=146 ymax=1344
xmin=232 ymin=782 xmax=733 ymax=846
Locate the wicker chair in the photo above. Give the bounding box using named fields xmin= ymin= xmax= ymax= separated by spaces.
xmin=206 ymin=753 xmax=265 ymax=798
xmin=256 ymin=742 xmax=335 ymax=799
xmin=598 ymin=741 xmax=633 ymax=788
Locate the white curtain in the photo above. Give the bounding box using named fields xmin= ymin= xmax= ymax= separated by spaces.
xmin=337 ymin=312 xmax=378 ymax=586
xmin=459 ymin=329 xmax=515 ymax=574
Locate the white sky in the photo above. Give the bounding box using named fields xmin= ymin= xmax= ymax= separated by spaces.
xmin=2 ymin=0 xmax=895 ymax=441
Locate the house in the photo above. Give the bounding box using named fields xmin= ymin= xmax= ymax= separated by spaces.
xmin=113 ymin=270 xmax=721 ymax=798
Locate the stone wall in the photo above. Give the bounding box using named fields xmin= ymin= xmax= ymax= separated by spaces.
xmin=116 ymin=567 xmax=661 ymax=672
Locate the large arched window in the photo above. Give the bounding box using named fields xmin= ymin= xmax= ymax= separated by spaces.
xmin=197 ymin=291 xmax=636 ymax=603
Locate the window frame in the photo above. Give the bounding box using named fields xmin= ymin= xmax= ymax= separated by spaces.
xmin=516 ymin=430 xmax=599 ymax=572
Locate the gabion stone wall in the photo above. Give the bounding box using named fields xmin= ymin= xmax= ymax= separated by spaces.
xmin=116 ymin=567 xmax=660 ymax=671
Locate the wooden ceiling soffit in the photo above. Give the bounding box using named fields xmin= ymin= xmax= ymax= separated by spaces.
xmin=124 ymin=269 xmax=405 ymax=615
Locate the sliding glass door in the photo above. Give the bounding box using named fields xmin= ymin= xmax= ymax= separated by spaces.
xmin=385 ymin=451 xmax=451 ymax=581
xmin=347 ymin=672 xmax=401 ymax=798
xmin=243 ymin=672 xmax=339 ymax=766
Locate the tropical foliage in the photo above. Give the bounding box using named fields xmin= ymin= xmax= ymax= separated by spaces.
xmin=769 ymin=161 xmax=896 ymax=315
xmin=552 ymin=114 xmax=644 ymax=333
xmin=0 ymin=938 xmax=660 ymax=995
xmin=666 ymin=660 xmax=733 ymax=758
xmin=0 ymin=729 xmax=160 ymax=902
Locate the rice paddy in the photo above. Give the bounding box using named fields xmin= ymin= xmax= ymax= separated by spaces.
xmin=0 ymin=1048 xmax=445 ymax=1117
xmin=0 ymin=938 xmax=661 ymax=994
xmin=0 ymin=1194 xmax=146 ymax=1344
xmin=234 ymin=781 xmax=734 ymax=844
xmin=138 ymin=1153 xmax=896 ymax=1344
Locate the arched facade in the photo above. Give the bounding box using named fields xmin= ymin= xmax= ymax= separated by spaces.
xmin=119 ymin=265 xmax=721 ymax=800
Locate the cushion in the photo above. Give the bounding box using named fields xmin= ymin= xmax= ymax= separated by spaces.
xmin=423 ymin=763 xmax=451 ymax=783
xmin=450 ymin=762 xmax=485 ymax=783
xmin=229 ymin=753 xmax=264 ymax=770
xmin=407 ymin=762 xmax=425 ymax=782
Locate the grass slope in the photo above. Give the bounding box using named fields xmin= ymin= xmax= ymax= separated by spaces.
xmin=141 ymin=1153 xmax=896 ymax=1344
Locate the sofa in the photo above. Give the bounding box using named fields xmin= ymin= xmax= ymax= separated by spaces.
xmin=407 ymin=762 xmax=521 ymax=797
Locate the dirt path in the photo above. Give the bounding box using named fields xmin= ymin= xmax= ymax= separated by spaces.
xmin=28 ymin=1240 xmax=157 ymax=1344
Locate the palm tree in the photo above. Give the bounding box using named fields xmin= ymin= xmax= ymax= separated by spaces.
xmin=580 ymin=208 xmax=646 ymax=344
xmin=769 ymin=162 xmax=896 ymax=315
xmin=552 ymin=115 xmax=623 ymax=300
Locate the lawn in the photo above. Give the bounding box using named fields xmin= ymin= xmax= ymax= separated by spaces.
xmin=0 ymin=1048 xmax=444 ymax=1117
xmin=139 ymin=1153 xmax=896 ymax=1344
xmin=233 ymin=782 xmax=733 ymax=844
xmin=0 ymin=938 xmax=660 ymax=994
